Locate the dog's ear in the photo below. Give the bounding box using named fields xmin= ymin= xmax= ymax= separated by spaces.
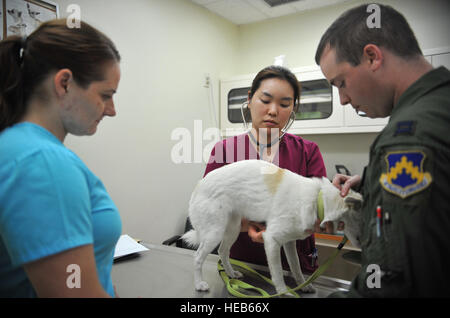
xmin=320 ymin=177 xmax=347 ymax=225
xmin=344 ymin=196 xmax=362 ymax=210
xmin=343 ymin=190 xmax=363 ymax=211
xmin=342 ymin=191 xmax=363 ymax=248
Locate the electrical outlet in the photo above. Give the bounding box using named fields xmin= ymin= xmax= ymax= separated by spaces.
xmin=204 ymin=73 xmax=210 ymax=88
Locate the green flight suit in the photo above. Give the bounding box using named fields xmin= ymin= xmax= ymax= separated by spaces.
xmin=336 ymin=66 xmax=450 ymax=297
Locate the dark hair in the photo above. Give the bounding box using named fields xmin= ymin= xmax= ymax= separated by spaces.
xmin=244 ymin=65 xmax=301 ymax=122
xmin=0 ymin=19 xmax=121 ymax=132
xmin=315 ymin=3 xmax=422 ymax=66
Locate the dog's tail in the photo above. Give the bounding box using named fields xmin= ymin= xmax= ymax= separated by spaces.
xmin=181 ymin=230 xmax=200 ymax=248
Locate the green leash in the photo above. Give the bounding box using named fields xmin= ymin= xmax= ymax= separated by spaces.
xmin=218 ymin=236 xmax=348 ymax=298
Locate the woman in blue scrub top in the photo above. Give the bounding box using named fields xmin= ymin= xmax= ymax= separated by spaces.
xmin=0 ymin=19 xmax=122 ymax=297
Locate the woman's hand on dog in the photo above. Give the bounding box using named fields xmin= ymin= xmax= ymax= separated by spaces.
xmin=241 ymin=218 xmax=344 ymax=241
xmin=332 ymin=174 xmax=361 ymax=197
xmin=241 ymin=219 xmax=266 ymax=243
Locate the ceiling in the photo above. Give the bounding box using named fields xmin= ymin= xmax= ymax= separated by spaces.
xmin=190 ymin=0 xmax=353 ymax=25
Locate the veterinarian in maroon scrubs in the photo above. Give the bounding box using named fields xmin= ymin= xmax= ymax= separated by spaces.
xmin=204 ymin=65 xmax=326 ymax=274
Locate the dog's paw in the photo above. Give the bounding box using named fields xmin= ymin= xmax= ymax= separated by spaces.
xmin=229 ymin=270 xmax=244 ymax=279
xmin=275 ymin=287 xmax=295 ymax=297
xmin=300 ymin=284 xmax=316 ymax=293
xmin=195 ymin=281 xmax=210 ymax=292
xmin=280 ymin=291 xmax=298 ymax=298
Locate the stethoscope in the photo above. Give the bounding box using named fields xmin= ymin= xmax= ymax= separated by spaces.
xmin=240 ymin=101 xmax=295 ymax=159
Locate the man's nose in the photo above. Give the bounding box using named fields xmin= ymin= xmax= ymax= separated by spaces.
xmin=105 ymin=101 xmax=116 ymax=117
xmin=339 ymin=90 xmax=350 ymax=105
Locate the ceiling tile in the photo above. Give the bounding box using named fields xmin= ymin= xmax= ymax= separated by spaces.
xmin=189 ymin=0 xmax=354 ymax=25
xmin=205 ymin=0 xmax=268 ymax=25
xmin=247 ymin=0 xmax=298 ymax=18
xmin=290 ymin=0 xmax=351 ymax=12
xmin=191 ymin=0 xmax=221 ymax=5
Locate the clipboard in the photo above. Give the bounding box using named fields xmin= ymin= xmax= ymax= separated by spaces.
xmin=113 ymin=234 xmax=149 ymax=263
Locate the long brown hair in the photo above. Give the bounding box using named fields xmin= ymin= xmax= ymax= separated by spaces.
xmin=0 ymin=19 xmax=121 ymax=132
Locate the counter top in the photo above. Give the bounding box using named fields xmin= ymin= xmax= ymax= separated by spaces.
xmin=111 ymin=242 xmax=351 ymax=298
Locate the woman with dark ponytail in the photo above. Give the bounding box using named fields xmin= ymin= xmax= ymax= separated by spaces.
xmin=0 ymin=19 xmax=122 ymax=297
xmin=0 ymin=36 xmax=26 ymax=130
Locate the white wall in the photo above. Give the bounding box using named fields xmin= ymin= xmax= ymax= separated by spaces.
xmin=237 ymin=0 xmax=450 ymax=72
xmin=55 ymin=0 xmax=239 ymax=243
xmin=237 ymin=0 xmax=450 ymax=177
xmin=52 ymin=0 xmax=450 ymax=244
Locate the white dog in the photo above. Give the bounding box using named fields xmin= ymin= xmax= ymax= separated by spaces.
xmin=182 ymin=159 xmax=362 ymax=295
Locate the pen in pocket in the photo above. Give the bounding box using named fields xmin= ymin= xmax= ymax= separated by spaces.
xmin=376 ymin=206 xmax=382 ymax=238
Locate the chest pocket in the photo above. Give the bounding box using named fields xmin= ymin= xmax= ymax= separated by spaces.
xmin=360 ymin=207 xmax=411 ymax=296
xmin=358 ymin=144 xmax=417 ymax=296
xmin=361 ymin=206 xmax=404 ymax=271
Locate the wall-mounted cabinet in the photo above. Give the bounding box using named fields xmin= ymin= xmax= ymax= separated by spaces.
xmin=220 ymin=47 xmax=449 ymax=137
xmin=220 ymin=65 xmax=387 ymax=136
xmin=424 ymin=47 xmax=450 ymax=69
xmin=432 ymin=53 xmax=450 ymax=68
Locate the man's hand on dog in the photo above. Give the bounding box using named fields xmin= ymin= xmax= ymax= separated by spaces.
xmin=332 ymin=174 xmax=361 ymax=197
xmin=314 ymin=173 xmax=361 ymax=233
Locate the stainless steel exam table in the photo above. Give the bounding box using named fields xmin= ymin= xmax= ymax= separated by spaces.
xmin=111 ymin=242 xmax=351 ymax=298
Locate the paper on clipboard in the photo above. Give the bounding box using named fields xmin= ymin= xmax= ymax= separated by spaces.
xmin=114 ymin=234 xmax=149 ymax=259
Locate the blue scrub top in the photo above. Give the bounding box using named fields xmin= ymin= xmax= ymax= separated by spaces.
xmin=0 ymin=122 xmax=122 ymax=297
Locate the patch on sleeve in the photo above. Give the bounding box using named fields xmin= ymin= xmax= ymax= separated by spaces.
xmin=394 ymin=121 xmax=416 ymax=136
xmin=379 ymin=150 xmax=432 ymax=199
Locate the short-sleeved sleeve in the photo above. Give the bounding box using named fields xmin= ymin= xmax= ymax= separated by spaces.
xmin=0 ymin=149 xmax=93 ymax=266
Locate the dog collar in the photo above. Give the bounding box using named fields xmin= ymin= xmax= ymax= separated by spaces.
xmin=317 ymin=190 xmax=324 ymax=223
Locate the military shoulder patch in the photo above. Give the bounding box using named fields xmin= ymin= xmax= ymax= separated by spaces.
xmin=379 ymin=150 xmax=432 ymax=199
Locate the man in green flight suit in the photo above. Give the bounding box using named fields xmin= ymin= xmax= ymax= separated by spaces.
xmin=315 ymin=3 xmax=450 ymax=297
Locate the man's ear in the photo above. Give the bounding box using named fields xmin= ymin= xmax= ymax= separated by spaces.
xmin=362 ymin=44 xmax=383 ymax=71
xmin=54 ymin=69 xmax=73 ymax=98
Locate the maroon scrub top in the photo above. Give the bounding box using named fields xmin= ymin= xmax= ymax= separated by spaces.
xmin=204 ymin=132 xmax=327 ymax=274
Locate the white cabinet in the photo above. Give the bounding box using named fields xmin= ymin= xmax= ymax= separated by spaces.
xmin=343 ymin=107 xmax=388 ymax=128
xmin=220 ymin=49 xmax=449 ymax=137
xmin=220 ymin=65 xmax=387 ymax=136
xmin=292 ymin=68 xmax=343 ymax=130
xmin=220 ymin=77 xmax=252 ymax=126
xmin=424 ymin=47 xmax=450 ymax=69
xmin=431 ymin=53 xmax=450 ymax=69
